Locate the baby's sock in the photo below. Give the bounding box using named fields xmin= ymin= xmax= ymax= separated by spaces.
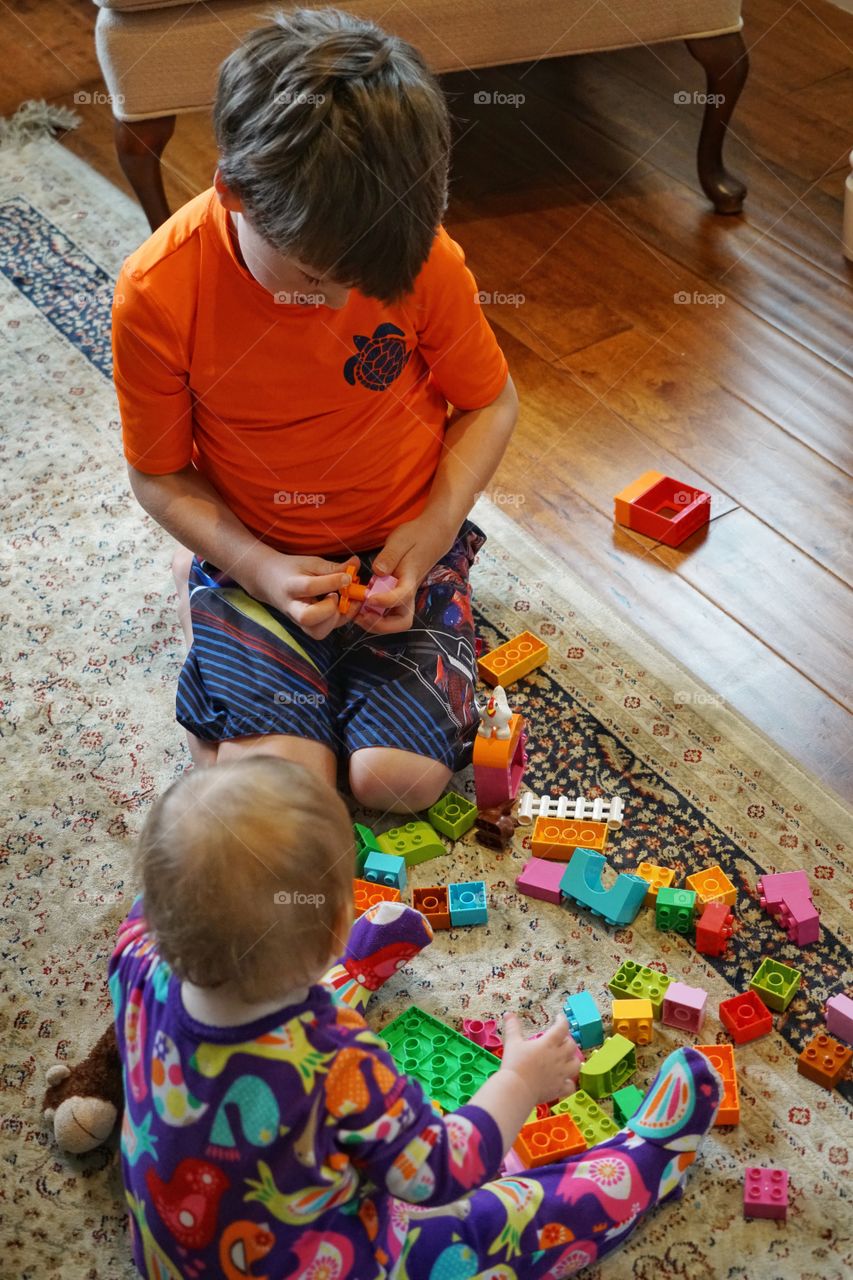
xmin=322 ymin=901 xmax=433 ymax=1012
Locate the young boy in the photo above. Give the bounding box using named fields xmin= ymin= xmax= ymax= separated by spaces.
xmin=113 ymin=8 xmax=519 ymax=812
xmin=113 ymin=756 xmax=722 ymax=1279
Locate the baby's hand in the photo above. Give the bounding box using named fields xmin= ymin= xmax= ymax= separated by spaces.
xmin=499 ymin=1011 xmax=581 ymax=1107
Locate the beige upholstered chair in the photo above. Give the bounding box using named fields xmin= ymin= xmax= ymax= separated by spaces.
xmin=94 ymin=0 xmax=748 ymax=230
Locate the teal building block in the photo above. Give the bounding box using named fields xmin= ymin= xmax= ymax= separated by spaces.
xmin=579 ymin=1033 xmax=637 ymax=1098
xmin=563 ymin=991 xmax=604 ymax=1050
xmin=554 ymin=1090 xmax=619 ymax=1144
xmin=362 ymin=850 xmax=407 ymax=891
xmin=559 ymin=849 xmax=648 ymax=927
xmin=655 ymin=886 xmax=697 ymax=935
xmin=381 ymin=1005 xmax=500 ymax=1112
xmin=354 ymin=822 xmax=382 ymax=874
xmin=608 ymin=959 xmax=672 ymax=1016
xmin=449 ymin=881 xmax=488 ymax=926
xmin=428 ymin=791 xmax=477 ymax=840
xmin=612 ymin=1084 xmax=645 ymax=1125
xmin=376 ymin=820 xmax=446 ymax=866
xmin=749 ymin=957 xmax=802 ymax=1012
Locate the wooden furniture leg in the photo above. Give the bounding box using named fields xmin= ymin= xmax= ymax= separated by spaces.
xmin=114 ymin=114 xmax=176 ymax=230
xmin=685 ymin=31 xmax=749 ymax=214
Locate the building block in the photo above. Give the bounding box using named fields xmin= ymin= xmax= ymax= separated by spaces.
xmin=475 ymin=802 xmax=517 ymax=850
xmin=611 ymin=999 xmax=654 ymax=1045
xmin=685 ymin=864 xmax=737 ymax=907
xmin=412 ymin=886 xmax=450 ymax=930
xmin=825 ymin=994 xmax=853 ymax=1044
xmin=612 ymin=1084 xmax=645 ymax=1125
xmin=448 ymin=881 xmax=488 ymax=927
xmin=655 ymin=886 xmax=697 ymax=935
xmin=518 ymin=792 xmax=624 ymax=829
xmin=750 ymin=958 xmax=801 ymax=1013
xmin=381 ymin=1006 xmax=501 ymax=1112
xmin=516 ymin=857 xmax=567 ymax=905
xmin=513 ymin=1113 xmax=587 ymax=1168
xmin=560 ymin=852 xmax=649 ymax=928
xmin=719 ymin=990 xmax=773 ymax=1044
xmin=353 ymin=822 xmax=382 ymax=873
xmin=353 ymin=879 xmax=401 ymax=917
xmin=634 ymin=862 xmax=676 ymax=904
xmin=532 ymin=816 xmax=609 ymax=859
xmin=427 ymin=791 xmax=477 ymax=840
xmin=774 ymin=897 xmax=820 ymax=947
xmin=695 ymin=901 xmax=734 ymax=957
xmin=553 ymin=1090 xmax=619 ymax=1143
xmin=579 ymin=1034 xmax=636 ymax=1098
xmin=563 ymin=992 xmax=604 ymax=1050
xmin=609 ymin=960 xmax=672 ymax=1016
xmin=744 ymin=1167 xmax=789 ymax=1221
xmin=473 ymin=713 xmax=528 ymax=809
xmin=614 ymin=471 xmax=712 ymax=547
xmin=462 ymin=1018 xmax=502 ymax=1051
xmin=662 ymin=982 xmax=708 ymax=1033
xmin=696 ymin=1044 xmax=739 ymax=1125
xmin=797 ymin=1033 xmax=852 ymax=1090
xmin=477 ymin=630 xmax=548 ymax=687
xmin=362 ymin=850 xmax=408 ymax=891
xmin=757 ymin=870 xmax=819 ymax=947
xmin=376 ymin=820 xmax=446 ymax=866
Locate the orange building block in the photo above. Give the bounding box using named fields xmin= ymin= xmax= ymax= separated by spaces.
xmin=635 ymin=862 xmax=676 ymax=904
xmin=354 ymin=879 xmax=401 ymax=917
xmin=472 ymin=714 xmax=525 ymax=770
xmin=412 ymin=886 xmax=451 ymax=930
xmin=513 ymin=1112 xmax=587 ymax=1168
xmin=477 ymin=631 xmax=548 ymax=687
xmin=696 ymin=1043 xmax=740 ymax=1125
xmin=531 ymin=816 xmax=608 ymax=861
xmin=797 ymin=1033 xmax=852 ymax=1090
xmin=614 ymin=471 xmax=664 ymax=527
xmin=685 ymin=865 xmax=737 ymax=907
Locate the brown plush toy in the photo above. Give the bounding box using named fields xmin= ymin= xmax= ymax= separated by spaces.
xmin=43 ymin=1023 xmax=124 ymax=1154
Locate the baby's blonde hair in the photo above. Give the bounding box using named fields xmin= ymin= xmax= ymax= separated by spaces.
xmin=137 ymin=756 xmax=354 ymax=1001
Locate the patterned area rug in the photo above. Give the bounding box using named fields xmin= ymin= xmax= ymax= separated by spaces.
xmin=1 ymin=131 xmax=851 ymax=1280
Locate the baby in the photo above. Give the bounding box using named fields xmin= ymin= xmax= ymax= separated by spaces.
xmin=112 ymin=757 xmax=722 ymax=1278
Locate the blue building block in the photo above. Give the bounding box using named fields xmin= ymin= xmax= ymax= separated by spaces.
xmin=449 ymin=881 xmax=488 ymax=926
xmin=363 ymin=850 xmax=407 ymax=891
xmin=563 ymin=991 xmax=604 ymax=1050
xmin=560 ymin=850 xmax=648 ymax=927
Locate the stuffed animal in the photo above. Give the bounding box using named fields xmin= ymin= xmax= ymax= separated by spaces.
xmin=42 ymin=1023 xmax=123 ymax=1154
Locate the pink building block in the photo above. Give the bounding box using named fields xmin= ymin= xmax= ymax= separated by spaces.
xmin=462 ymin=1018 xmax=503 ymax=1051
xmin=743 ymin=1167 xmax=788 ymax=1220
xmin=757 ymin=870 xmax=820 ymax=946
xmin=825 ymin=994 xmax=853 ymax=1044
xmin=662 ymin=981 xmax=708 ymax=1033
xmin=516 ymin=857 xmax=567 ymax=905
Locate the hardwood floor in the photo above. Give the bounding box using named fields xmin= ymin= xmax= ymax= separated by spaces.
xmin=3 ymin=0 xmax=851 ymax=799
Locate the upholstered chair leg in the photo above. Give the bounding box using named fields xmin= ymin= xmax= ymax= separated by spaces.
xmin=114 ymin=114 xmax=177 ymax=230
xmin=685 ymin=32 xmax=749 ymax=214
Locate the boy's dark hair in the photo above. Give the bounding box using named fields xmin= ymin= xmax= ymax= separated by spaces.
xmin=214 ymin=7 xmax=450 ymax=303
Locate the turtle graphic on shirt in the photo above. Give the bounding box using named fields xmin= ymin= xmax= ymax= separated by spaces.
xmin=343 ymin=323 xmax=411 ymax=390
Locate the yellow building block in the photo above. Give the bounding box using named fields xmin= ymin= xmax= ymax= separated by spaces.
xmin=685 ymin=865 xmax=737 ymax=907
xmin=531 ymin=816 xmax=608 ymax=861
xmin=611 ymin=998 xmax=654 ymax=1045
xmin=635 ymin=862 xmax=676 ymax=905
xmin=477 ymin=631 xmax=548 ymax=687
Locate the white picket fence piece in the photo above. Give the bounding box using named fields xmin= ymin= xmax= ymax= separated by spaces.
xmin=517 ymin=792 xmax=624 ymax=829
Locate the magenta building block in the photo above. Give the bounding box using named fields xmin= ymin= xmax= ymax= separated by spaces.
xmin=758 ymin=870 xmax=819 ymax=947
xmin=825 ymin=994 xmax=853 ymax=1044
xmin=516 ymin=857 xmax=567 ymax=905
xmin=661 ymin=981 xmax=708 ymax=1033
xmin=743 ymin=1167 xmax=788 ymax=1220
xmin=757 ymin=870 xmax=810 ymax=909
xmin=777 ymin=898 xmax=820 ymax=946
xmin=462 ymin=1018 xmax=502 ymax=1051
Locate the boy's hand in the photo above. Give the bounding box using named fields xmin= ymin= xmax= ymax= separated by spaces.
xmin=355 ymin=515 xmax=456 ymax=634
xmin=250 ymin=549 xmax=360 ymax=641
xmin=499 ymin=1012 xmax=581 ymax=1108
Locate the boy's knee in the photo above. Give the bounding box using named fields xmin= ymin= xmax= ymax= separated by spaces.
xmin=171 ymin=545 xmax=194 ymax=587
xmin=349 ymin=748 xmax=450 ymax=815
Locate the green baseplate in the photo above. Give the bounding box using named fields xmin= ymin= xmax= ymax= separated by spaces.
xmin=381 ymin=1005 xmax=501 ymax=1112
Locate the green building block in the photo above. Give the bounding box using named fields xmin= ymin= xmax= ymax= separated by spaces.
xmin=579 ymin=1033 xmax=637 ymax=1098
xmin=428 ymin=791 xmax=478 ymax=840
xmin=612 ymin=1084 xmax=645 ymax=1125
xmin=749 ymin=957 xmax=802 ymax=1012
xmin=376 ymin=820 xmax=446 ymax=866
xmin=354 ymin=822 xmax=382 ymax=874
xmin=380 ymin=1005 xmax=500 ymax=1112
xmin=608 ymin=959 xmax=672 ymax=1016
xmin=655 ymin=886 xmax=698 ymax=935
xmin=553 ymin=1090 xmax=619 ymax=1144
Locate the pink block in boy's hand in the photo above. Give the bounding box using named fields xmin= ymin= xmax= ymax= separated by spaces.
xmin=515 ymin=857 xmax=567 ymax=905
xmin=360 ymin=573 xmax=399 ymax=617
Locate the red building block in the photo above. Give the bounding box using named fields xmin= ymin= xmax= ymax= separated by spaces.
xmin=744 ymin=1167 xmax=788 ymax=1220
xmin=614 ymin=471 xmax=711 ymax=547
xmin=412 ymin=886 xmax=450 ymax=930
xmin=513 ymin=1112 xmax=587 ymax=1168
xmin=719 ymin=990 xmax=773 ymax=1044
xmin=797 ymin=1033 xmax=852 ymax=1090
xmin=695 ymin=901 xmax=734 ymax=957
xmin=462 ymin=1018 xmax=503 ymax=1052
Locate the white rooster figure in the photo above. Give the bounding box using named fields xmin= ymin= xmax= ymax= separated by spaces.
xmin=477 ymin=685 xmax=512 ymax=740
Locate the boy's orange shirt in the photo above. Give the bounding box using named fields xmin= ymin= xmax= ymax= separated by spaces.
xmin=113 ymin=189 xmax=508 ymax=556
